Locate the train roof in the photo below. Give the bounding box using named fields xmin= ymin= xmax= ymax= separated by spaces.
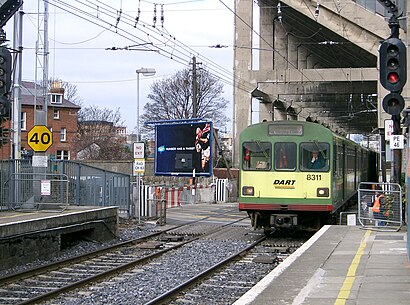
xmin=241 ymin=120 xmax=372 ymax=151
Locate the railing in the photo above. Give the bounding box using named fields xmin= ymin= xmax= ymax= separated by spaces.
xmin=0 ymin=160 xmax=131 ymax=215
xmin=358 ymin=182 xmax=403 ymax=231
xmin=1 ymin=160 xmax=233 ymax=220
xmin=7 ymin=172 xmax=69 ymax=212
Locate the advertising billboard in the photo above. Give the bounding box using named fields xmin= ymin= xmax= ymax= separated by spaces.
xmin=155 ymin=121 xmax=212 ymax=176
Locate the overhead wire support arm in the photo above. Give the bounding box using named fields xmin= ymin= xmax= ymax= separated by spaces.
xmin=105 ymin=42 xmax=157 ymax=52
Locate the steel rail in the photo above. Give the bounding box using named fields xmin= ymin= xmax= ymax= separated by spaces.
xmin=144 ymin=234 xmax=266 ymax=305
xmin=0 ymin=208 xmax=237 ymax=286
xmin=3 ymin=214 xmax=248 ymax=305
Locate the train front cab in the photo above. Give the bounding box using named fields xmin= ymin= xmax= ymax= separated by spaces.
xmin=239 ymin=125 xmax=334 ymax=233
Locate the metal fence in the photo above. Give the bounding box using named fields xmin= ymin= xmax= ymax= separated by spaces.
xmin=1 ymin=160 xmax=232 ymax=219
xmin=0 ymin=160 xmax=131 ymax=214
xmin=132 ymin=181 xmax=219 ymax=220
xmin=358 ymin=182 xmax=403 ymax=231
xmin=7 ymin=172 xmax=69 ymax=212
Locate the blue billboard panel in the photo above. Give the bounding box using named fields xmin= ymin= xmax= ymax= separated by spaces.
xmin=155 ymin=122 xmax=212 ymax=176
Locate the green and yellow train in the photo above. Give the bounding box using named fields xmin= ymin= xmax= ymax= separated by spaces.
xmin=239 ymin=120 xmax=377 ymax=233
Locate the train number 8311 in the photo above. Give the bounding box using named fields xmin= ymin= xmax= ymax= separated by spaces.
xmin=306 ymin=174 xmax=322 ymax=181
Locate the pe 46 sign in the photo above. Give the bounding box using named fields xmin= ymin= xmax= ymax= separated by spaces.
xmin=391 ymin=135 xmax=404 ymax=150
xmin=28 ymin=125 xmax=53 ymax=152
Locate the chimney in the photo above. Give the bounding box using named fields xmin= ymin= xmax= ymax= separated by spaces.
xmin=50 ymin=80 xmax=65 ymax=95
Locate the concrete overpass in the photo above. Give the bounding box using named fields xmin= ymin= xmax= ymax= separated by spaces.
xmin=233 ymin=0 xmax=408 ymax=165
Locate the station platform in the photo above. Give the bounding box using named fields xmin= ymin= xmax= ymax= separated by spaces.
xmin=234 ymin=225 xmax=410 ymax=305
xmin=0 ymin=206 xmax=118 ymax=270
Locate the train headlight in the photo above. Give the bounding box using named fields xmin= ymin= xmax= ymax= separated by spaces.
xmin=317 ymin=188 xmax=329 ymax=197
xmin=242 ymin=186 xmax=254 ymax=196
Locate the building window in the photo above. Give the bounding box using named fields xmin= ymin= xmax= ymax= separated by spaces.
xmin=60 ymin=128 xmax=66 ymax=142
xmin=53 ymin=109 xmax=60 ymax=119
xmin=56 ymin=150 xmax=70 ymax=160
xmin=50 ymin=94 xmax=63 ymax=104
xmin=20 ymin=112 xmax=26 ymax=131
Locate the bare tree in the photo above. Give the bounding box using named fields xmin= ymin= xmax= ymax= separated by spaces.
xmin=140 ymin=68 xmax=229 ymax=136
xmin=77 ymin=105 xmax=131 ymax=160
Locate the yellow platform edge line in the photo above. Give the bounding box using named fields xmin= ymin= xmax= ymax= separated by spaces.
xmin=334 ymin=229 xmax=371 ymax=305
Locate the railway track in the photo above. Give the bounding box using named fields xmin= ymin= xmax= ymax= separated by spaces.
xmin=152 ymin=233 xmax=310 ymax=305
xmin=45 ymin=230 xmax=310 ymax=305
xmin=0 ymin=211 xmax=250 ymax=305
xmin=1 ymin=204 xmax=311 ymax=305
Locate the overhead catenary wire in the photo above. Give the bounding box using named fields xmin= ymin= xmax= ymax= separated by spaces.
xmin=44 ymin=0 xmax=254 ymax=95
xmin=41 ymin=0 xmax=376 ymax=105
xmin=43 ymin=0 xmax=308 ymax=98
xmin=42 ymin=0 xmax=369 ymax=109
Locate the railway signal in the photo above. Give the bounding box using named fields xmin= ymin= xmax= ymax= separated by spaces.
xmin=0 ymin=46 xmax=11 ymax=119
xmin=379 ymin=38 xmax=407 ymax=115
xmin=379 ymin=38 xmax=407 ymax=92
xmin=0 ymin=126 xmax=8 ymax=145
xmin=382 ymin=92 xmax=405 ymax=116
xmin=0 ymin=95 xmax=9 ymax=118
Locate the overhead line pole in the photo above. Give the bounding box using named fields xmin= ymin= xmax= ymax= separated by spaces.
xmin=192 ymin=56 xmax=197 ymax=119
xmin=191 ymin=56 xmax=198 ymax=192
xmin=12 ymin=4 xmax=23 ymax=160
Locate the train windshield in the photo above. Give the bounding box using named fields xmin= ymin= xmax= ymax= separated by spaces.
xmin=242 ymin=141 xmax=271 ymax=170
xmin=300 ymin=142 xmax=330 ymax=172
xmin=274 ymin=142 xmax=296 ymax=171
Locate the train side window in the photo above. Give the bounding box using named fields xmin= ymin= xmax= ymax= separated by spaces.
xmin=242 ymin=141 xmax=271 ymax=171
xmin=274 ymin=142 xmax=296 ymax=171
xmin=300 ymin=142 xmax=330 ymax=172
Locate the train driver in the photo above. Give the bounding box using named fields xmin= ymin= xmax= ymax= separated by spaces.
xmin=307 ymin=150 xmax=325 ymax=169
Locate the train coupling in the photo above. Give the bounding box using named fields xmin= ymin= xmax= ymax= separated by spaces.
xmin=270 ymin=214 xmax=298 ymax=228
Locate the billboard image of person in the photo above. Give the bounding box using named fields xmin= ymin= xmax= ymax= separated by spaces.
xmin=195 ymin=123 xmax=211 ymax=173
xmin=155 ymin=121 xmax=212 ymax=176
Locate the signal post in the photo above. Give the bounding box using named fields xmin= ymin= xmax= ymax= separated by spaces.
xmin=378 ymin=0 xmax=407 ymax=184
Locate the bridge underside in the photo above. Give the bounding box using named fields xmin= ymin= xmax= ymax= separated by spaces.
xmin=234 ymin=0 xmax=406 ymax=149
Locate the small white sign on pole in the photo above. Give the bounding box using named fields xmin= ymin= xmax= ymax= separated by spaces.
xmin=32 ymin=155 xmax=48 ymax=167
xmin=133 ymin=159 xmax=145 ymax=175
xmin=133 ymin=142 xmax=145 ymax=159
xmin=384 ymin=119 xmax=393 ymax=140
xmin=391 ymin=134 xmax=404 ymax=150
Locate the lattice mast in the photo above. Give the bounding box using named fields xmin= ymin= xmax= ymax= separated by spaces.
xmin=34 ymin=0 xmax=49 ymax=126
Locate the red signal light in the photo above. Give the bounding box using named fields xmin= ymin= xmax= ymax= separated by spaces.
xmin=388 ymin=72 xmax=399 ymax=84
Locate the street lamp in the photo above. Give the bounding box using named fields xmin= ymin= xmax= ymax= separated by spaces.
xmin=135 ymin=68 xmax=155 ymax=221
xmin=136 ymin=67 xmax=156 ymax=141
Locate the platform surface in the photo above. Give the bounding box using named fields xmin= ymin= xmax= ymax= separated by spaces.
xmin=234 ymin=224 xmax=410 ymax=305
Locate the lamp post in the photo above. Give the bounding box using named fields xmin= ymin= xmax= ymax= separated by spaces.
xmin=136 ymin=67 xmax=156 ymax=141
xmin=135 ymin=67 xmax=155 ymax=221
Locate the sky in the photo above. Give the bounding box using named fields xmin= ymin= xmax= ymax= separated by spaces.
xmin=4 ymin=0 xmax=235 ymax=133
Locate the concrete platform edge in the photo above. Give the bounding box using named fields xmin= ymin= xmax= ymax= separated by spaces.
xmin=233 ymin=225 xmax=332 ymax=305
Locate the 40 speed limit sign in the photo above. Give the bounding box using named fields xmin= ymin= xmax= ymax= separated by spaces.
xmin=28 ymin=125 xmax=53 ymax=152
